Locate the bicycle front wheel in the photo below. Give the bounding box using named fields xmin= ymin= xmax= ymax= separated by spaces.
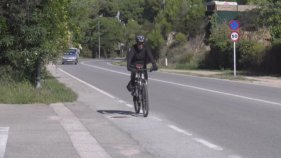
xmin=141 ymin=83 xmax=149 ymax=117
xmin=133 ymin=96 xmax=141 ymax=114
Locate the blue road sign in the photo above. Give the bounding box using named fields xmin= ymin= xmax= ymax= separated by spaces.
xmin=229 ymin=20 xmax=240 ymax=31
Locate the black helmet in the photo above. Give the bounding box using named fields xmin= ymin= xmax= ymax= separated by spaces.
xmin=136 ymin=35 xmax=145 ymax=43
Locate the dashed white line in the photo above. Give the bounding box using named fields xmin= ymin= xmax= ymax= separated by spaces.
xmin=168 ymin=125 xmax=192 ymax=136
xmin=0 ymin=127 xmax=9 ymax=158
xmin=193 ymin=138 xmax=223 ymax=151
xmin=59 ymin=64 xmax=229 ymax=153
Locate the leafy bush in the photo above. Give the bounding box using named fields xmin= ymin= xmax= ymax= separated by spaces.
xmin=80 ymin=47 xmax=93 ymax=58
xmin=261 ymin=39 xmax=281 ymax=74
xmin=160 ymin=39 xmax=206 ymax=70
xmin=175 ymin=32 xmax=187 ymax=45
xmin=147 ymin=27 xmax=165 ymax=60
xmin=0 ymin=66 xmax=13 ymax=82
xmin=205 ymin=23 xmax=233 ymax=69
xmin=238 ymin=40 xmax=266 ymax=70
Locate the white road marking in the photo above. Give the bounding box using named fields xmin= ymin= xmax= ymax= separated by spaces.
xmin=118 ymin=100 xmax=126 ymax=104
xmin=0 ymin=127 xmax=9 ymax=158
xmin=152 ymin=78 xmax=281 ymax=106
xmin=82 ymin=62 xmax=129 ymax=76
xmin=150 ymin=116 xmax=162 ymax=122
xmin=81 ymin=62 xmax=281 ymax=106
xmin=58 ymin=68 xmax=115 ymax=99
xmin=228 ymin=155 xmax=243 ymax=158
xmin=168 ymin=125 xmax=192 ymax=136
xmin=160 ymin=69 xmax=280 ymax=90
xmin=193 ymin=138 xmax=223 ymax=151
xmin=126 ymin=104 xmax=133 ymax=108
xmin=51 ymin=103 xmax=111 ymax=158
xmin=59 ymin=68 xmax=135 ymax=110
xmin=59 ymin=63 xmax=228 ymax=154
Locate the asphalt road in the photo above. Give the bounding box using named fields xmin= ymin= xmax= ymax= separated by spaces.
xmin=58 ymin=59 xmax=281 ymax=158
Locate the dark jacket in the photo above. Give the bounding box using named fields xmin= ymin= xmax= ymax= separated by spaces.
xmin=127 ymin=43 xmax=155 ymax=71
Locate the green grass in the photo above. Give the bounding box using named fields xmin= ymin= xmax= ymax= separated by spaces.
xmin=0 ymin=74 xmax=77 ymax=104
xmin=112 ymin=61 xmax=127 ymax=66
xmin=210 ymin=71 xmax=249 ymax=80
xmin=112 ymin=61 xmax=253 ymax=81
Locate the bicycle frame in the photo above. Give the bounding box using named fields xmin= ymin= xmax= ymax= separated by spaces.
xmin=135 ymin=70 xmax=147 ymax=87
xmin=132 ymin=64 xmax=149 ymax=117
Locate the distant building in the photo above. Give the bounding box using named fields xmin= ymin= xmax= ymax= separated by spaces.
xmin=206 ymin=1 xmax=258 ymax=23
xmin=207 ymin=1 xmax=238 ymax=12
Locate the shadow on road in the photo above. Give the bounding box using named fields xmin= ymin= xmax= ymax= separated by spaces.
xmin=97 ymin=110 xmax=139 ymax=117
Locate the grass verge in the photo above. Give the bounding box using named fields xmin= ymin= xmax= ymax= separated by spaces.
xmin=112 ymin=61 xmax=254 ymax=81
xmin=0 ymin=73 xmax=77 ymax=104
xmin=112 ymin=61 xmax=126 ymax=66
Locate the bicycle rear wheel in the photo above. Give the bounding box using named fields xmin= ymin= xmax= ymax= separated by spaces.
xmin=141 ymin=83 xmax=149 ymax=117
xmin=133 ymin=96 xmax=141 ymax=114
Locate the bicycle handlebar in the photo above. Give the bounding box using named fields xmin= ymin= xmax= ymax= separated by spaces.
xmin=130 ymin=68 xmax=147 ymax=72
xmin=130 ymin=68 xmax=156 ymax=73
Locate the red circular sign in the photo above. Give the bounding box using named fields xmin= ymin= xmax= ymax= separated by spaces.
xmin=230 ymin=31 xmax=239 ymax=42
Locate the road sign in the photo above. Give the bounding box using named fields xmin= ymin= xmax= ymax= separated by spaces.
xmin=229 ymin=20 xmax=240 ymax=31
xmin=229 ymin=31 xmax=239 ymax=77
xmin=230 ymin=31 xmax=239 ymax=42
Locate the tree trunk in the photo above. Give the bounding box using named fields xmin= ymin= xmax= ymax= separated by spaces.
xmin=35 ymin=58 xmax=41 ymax=89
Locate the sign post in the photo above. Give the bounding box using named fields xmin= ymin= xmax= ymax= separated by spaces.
xmin=234 ymin=41 xmax=236 ymax=77
xmin=229 ymin=20 xmax=240 ymax=77
xmin=230 ymin=31 xmax=239 ymax=77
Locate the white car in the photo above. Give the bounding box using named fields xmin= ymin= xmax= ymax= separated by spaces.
xmin=62 ymin=49 xmax=79 ymax=65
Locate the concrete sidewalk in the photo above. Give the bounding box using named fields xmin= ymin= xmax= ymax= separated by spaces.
xmin=0 ymin=104 xmax=80 ymax=158
xmin=0 ymin=65 xmax=153 ymax=158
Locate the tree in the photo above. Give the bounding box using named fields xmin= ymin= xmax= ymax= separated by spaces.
xmin=155 ymin=0 xmax=206 ymax=37
xmin=86 ymin=17 xmax=124 ymax=58
xmin=143 ymin=0 xmax=163 ymax=23
xmin=123 ymin=19 xmax=143 ymax=50
xmin=260 ymin=1 xmax=281 ymax=39
xmin=98 ymin=0 xmax=118 ymax=17
xmin=68 ymin=0 xmax=99 ymax=47
xmin=147 ymin=26 xmax=165 ymax=59
xmin=117 ymin=0 xmax=145 ymax=24
xmin=0 ymin=0 xmax=70 ymax=87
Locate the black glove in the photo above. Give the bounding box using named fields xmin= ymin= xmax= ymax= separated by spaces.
xmin=127 ymin=65 xmax=135 ymax=71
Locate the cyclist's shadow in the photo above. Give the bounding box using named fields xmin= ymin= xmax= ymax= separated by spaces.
xmin=97 ymin=110 xmax=139 ymax=117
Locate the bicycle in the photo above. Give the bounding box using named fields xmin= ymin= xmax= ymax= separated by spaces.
xmin=131 ymin=64 xmax=153 ymax=117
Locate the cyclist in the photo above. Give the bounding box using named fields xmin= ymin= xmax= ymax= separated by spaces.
xmin=126 ymin=35 xmax=158 ymax=95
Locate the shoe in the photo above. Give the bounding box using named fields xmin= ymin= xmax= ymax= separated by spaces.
xmin=131 ymin=89 xmax=137 ymax=96
xmin=127 ymin=82 xmax=134 ymax=92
